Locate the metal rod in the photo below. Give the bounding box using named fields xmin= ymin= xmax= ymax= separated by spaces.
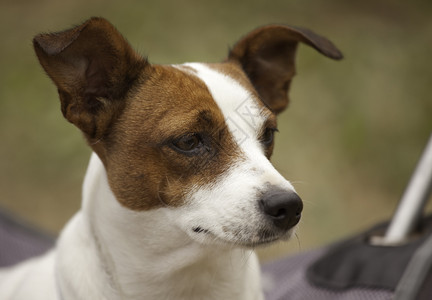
xmin=383 ymin=133 xmax=432 ymax=245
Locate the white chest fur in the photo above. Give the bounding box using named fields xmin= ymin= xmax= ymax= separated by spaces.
xmin=55 ymin=153 xmax=264 ymax=300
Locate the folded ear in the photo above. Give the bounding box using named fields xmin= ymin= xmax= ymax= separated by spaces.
xmin=33 ymin=17 xmax=148 ymax=141
xmin=228 ymin=25 xmax=343 ymax=114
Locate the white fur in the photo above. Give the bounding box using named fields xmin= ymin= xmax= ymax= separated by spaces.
xmin=179 ymin=63 xmax=296 ymax=246
xmin=0 ymin=154 xmax=262 ymax=300
xmin=0 ymin=63 xmax=296 ymax=299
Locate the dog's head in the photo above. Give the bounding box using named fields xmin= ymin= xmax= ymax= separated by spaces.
xmin=33 ymin=18 xmax=341 ymax=247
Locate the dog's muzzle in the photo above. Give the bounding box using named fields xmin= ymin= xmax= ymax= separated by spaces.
xmin=259 ymin=188 xmax=303 ymax=230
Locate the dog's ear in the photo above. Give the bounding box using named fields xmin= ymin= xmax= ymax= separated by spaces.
xmin=228 ymin=25 xmax=343 ymax=114
xmin=33 ymin=17 xmax=148 ymax=141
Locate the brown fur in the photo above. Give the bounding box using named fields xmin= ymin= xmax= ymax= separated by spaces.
xmin=102 ymin=65 xmax=243 ymax=210
xmin=228 ymin=25 xmax=343 ymax=114
xmin=33 ymin=18 xmax=342 ymax=211
xmin=33 ymin=17 xmax=148 ymax=143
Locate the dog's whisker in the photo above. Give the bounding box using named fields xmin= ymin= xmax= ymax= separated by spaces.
xmin=243 ymin=250 xmax=255 ymax=267
xmin=156 ymin=180 xmax=170 ymax=207
xmin=90 ymin=137 xmax=103 ymax=145
xmin=156 ymin=190 xmax=169 ymax=207
xmin=290 ymin=180 xmax=308 ymax=186
xmin=294 ymin=232 xmax=302 ymax=252
xmin=302 ymin=199 xmax=316 ymax=206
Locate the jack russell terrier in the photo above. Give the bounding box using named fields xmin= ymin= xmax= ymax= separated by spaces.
xmin=0 ymin=18 xmax=342 ymax=299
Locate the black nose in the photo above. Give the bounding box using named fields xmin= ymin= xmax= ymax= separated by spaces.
xmin=259 ymin=189 xmax=303 ymax=230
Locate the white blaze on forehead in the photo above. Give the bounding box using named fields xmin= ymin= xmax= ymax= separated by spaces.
xmin=172 ymin=63 xmax=295 ymax=246
xmin=182 ymin=62 xmax=294 ymax=191
xmin=183 ymin=63 xmax=269 ymax=147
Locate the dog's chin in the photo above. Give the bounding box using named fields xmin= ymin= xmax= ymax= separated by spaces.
xmin=189 ymin=226 xmax=294 ymax=249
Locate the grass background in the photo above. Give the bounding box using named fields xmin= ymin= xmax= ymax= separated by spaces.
xmin=0 ymin=0 xmax=431 ymax=262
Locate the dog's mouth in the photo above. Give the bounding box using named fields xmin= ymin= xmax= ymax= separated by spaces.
xmin=191 ymin=226 xmax=290 ymax=248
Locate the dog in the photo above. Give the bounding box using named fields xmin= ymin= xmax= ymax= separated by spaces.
xmin=0 ymin=18 xmax=341 ymax=300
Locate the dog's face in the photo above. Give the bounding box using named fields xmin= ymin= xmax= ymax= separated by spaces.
xmin=33 ymin=18 xmax=342 ymax=247
xmin=105 ymin=62 xmax=298 ymax=247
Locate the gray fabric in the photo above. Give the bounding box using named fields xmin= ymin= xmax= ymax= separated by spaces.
xmin=0 ymin=208 xmax=54 ymax=267
xmin=395 ymin=232 xmax=432 ymax=300
xmin=262 ymin=248 xmax=393 ymax=300
xmin=0 ymin=208 xmax=420 ymax=300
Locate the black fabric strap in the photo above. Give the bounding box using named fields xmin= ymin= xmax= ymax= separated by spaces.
xmin=307 ymin=215 xmax=432 ymax=291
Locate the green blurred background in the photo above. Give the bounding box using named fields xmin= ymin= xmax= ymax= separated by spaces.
xmin=0 ymin=0 xmax=431 ymax=262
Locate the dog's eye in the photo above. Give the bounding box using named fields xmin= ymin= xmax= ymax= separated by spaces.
xmin=172 ymin=133 xmax=202 ymax=154
xmin=261 ymin=128 xmax=277 ymax=146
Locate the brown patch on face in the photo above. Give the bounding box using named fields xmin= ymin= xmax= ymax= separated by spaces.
xmin=34 ymin=18 xmax=312 ymax=212
xmin=97 ymin=65 xmax=243 ymax=210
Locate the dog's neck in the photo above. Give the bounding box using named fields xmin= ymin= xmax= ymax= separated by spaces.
xmin=56 ymin=153 xmax=262 ymax=300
